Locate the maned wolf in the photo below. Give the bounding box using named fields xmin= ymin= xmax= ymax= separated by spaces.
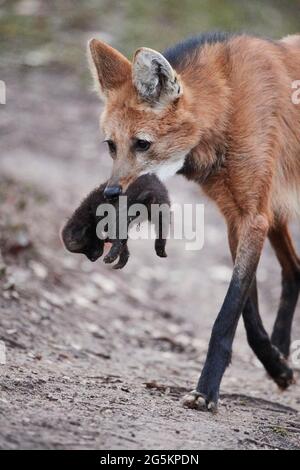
xmin=87 ymin=32 xmax=300 ymax=411
xmin=62 ymin=174 xmax=170 ymax=268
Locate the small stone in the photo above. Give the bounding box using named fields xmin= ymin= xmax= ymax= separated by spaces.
xmin=6 ymin=329 xmax=17 ymax=335
xmin=7 ymin=228 xmax=32 ymax=255
xmin=29 ymin=261 xmax=48 ymax=280
xmin=11 ymin=291 xmax=20 ymax=300
xmin=43 ymin=291 xmax=64 ymax=308
xmin=3 ymin=278 xmax=15 ymax=290
xmin=39 ymin=299 xmax=52 ymax=311
xmin=90 ymin=272 xmax=117 ymax=294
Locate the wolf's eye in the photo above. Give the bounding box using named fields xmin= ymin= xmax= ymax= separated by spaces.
xmin=135 ymin=139 xmax=151 ymax=152
xmin=104 ymin=140 xmax=117 ymax=155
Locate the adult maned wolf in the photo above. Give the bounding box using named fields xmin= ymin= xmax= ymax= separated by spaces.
xmin=87 ymin=32 xmax=300 ymax=412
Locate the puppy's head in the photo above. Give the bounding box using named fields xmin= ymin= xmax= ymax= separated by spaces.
xmin=62 ymin=216 xmax=103 ymax=262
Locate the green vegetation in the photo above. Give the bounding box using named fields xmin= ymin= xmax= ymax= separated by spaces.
xmin=271 ymin=426 xmax=289 ymax=438
xmin=0 ymin=0 xmax=299 ymax=72
xmin=120 ymin=0 xmax=300 ymax=55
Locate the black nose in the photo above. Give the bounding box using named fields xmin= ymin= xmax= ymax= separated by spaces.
xmin=104 ymin=184 xmax=122 ymax=200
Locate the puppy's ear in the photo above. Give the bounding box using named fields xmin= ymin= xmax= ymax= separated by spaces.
xmin=132 ymin=47 xmax=182 ymax=106
xmin=88 ymin=39 xmax=131 ymax=100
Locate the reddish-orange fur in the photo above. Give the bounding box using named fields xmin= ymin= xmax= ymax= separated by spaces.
xmin=88 ymin=33 xmax=300 ymax=410
xmin=88 ymin=35 xmax=300 ymax=232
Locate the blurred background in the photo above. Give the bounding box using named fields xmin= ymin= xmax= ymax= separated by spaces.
xmin=1 ymin=0 xmax=300 ymax=74
xmin=0 ymin=0 xmax=300 ymax=450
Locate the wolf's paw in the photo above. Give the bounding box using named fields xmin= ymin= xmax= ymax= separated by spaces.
xmin=266 ymin=347 xmax=295 ymax=390
xmin=273 ymin=362 xmax=294 ymax=390
xmin=182 ymin=390 xmax=218 ymax=413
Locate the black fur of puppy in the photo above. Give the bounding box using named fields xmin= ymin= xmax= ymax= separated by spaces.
xmin=62 ymin=174 xmax=170 ymax=269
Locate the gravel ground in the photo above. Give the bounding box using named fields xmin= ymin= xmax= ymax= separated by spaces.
xmin=0 ymin=69 xmax=299 ymax=450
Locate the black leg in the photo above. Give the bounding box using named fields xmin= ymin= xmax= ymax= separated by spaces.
xmin=243 ymin=279 xmax=293 ymax=389
xmin=229 ymin=219 xmax=294 ymax=389
xmin=269 ymin=224 xmax=300 ymax=357
xmin=183 ymin=214 xmax=269 ymax=412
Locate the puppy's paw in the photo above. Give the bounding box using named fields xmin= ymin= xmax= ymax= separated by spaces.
xmin=113 ymin=247 xmax=130 ymax=269
xmin=155 ymin=240 xmax=167 ymax=258
xmin=156 ymin=248 xmax=167 ymax=258
xmin=103 ymin=242 xmax=122 ymax=264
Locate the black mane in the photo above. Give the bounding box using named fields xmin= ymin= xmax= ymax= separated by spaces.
xmin=163 ymin=31 xmax=233 ymax=69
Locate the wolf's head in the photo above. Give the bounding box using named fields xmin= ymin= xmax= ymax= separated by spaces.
xmin=88 ymin=39 xmax=200 ymax=197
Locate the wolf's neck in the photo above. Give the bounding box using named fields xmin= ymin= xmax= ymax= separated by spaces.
xmin=177 ymin=143 xmax=226 ymax=185
xmin=178 ymin=44 xmax=231 ymax=184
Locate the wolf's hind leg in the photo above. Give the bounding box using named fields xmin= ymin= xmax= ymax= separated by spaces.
xmin=243 ymin=279 xmax=293 ymax=389
xmin=269 ymin=224 xmax=300 ymax=358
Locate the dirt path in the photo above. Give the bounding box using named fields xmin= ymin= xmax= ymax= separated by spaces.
xmin=0 ymin=69 xmax=299 ymax=450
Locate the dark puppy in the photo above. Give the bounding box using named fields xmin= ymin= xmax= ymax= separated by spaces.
xmin=62 ymin=174 xmax=170 ymax=269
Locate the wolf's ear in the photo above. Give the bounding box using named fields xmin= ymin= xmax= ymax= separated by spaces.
xmin=88 ymin=39 xmax=131 ymax=99
xmin=132 ymin=48 xmax=182 ymax=105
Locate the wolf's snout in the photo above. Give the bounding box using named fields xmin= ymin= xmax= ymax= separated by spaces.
xmin=104 ymin=184 xmax=122 ymax=200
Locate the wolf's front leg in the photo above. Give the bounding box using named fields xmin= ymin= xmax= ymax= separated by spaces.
xmin=183 ymin=214 xmax=269 ymax=412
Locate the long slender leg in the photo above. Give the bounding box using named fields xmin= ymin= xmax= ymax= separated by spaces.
xmin=269 ymin=224 xmax=300 ymax=357
xmin=243 ymin=280 xmax=293 ymax=388
xmin=228 ymin=229 xmax=293 ymax=389
xmin=183 ymin=214 xmax=269 ymax=411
